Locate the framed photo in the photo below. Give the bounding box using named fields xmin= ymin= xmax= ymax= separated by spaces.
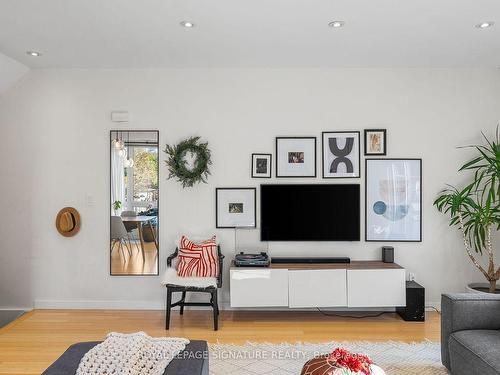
xmin=322 ymin=131 xmax=360 ymax=178
xmin=276 ymin=137 xmax=316 ymax=177
xmin=216 ymin=188 xmax=256 ymax=228
xmin=251 ymin=154 xmax=272 ymax=178
xmin=365 ymin=159 xmax=422 ymax=242
xmin=364 ymin=129 xmax=387 ymax=156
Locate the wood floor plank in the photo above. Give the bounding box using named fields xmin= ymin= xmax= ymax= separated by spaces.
xmin=0 ymin=309 xmax=440 ymax=375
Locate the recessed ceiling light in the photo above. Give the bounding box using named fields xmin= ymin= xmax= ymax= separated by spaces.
xmin=475 ymin=21 xmax=494 ymax=29
xmin=328 ymin=21 xmax=345 ymax=28
xmin=180 ymin=21 xmax=195 ymax=28
xmin=26 ymin=51 xmax=42 ymax=57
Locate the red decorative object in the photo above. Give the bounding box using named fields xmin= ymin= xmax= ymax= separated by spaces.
xmin=176 ymin=235 xmax=219 ymax=277
xmin=301 ymin=348 xmax=375 ymax=375
xmin=329 ymin=348 xmax=373 ymax=375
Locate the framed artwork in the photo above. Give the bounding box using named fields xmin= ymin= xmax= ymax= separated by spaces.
xmin=322 ymin=131 xmax=360 ymax=178
xmin=216 ymin=188 xmax=256 ymax=228
xmin=251 ymin=154 xmax=272 ymax=178
xmin=364 ymin=129 xmax=387 ymax=156
xmin=365 ymin=158 xmax=422 ymax=242
xmin=276 ymin=137 xmax=316 ymax=177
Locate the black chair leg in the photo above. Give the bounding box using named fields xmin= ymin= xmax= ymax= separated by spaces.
xmin=165 ymin=288 xmax=172 ymax=330
xmin=180 ymin=291 xmax=186 ymax=315
xmin=212 ymin=289 xmax=218 ymax=331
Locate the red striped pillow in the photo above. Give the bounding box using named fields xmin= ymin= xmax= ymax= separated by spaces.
xmin=176 ymin=235 xmax=219 ymax=278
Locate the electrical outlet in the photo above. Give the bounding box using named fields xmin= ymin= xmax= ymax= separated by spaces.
xmin=409 ymin=272 xmax=416 ymax=282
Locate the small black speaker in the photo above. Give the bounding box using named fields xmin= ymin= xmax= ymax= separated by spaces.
xmin=396 ymin=281 xmax=425 ymax=321
xmin=382 ymin=246 xmax=394 ymax=263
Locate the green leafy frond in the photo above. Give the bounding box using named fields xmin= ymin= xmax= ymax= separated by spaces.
xmin=434 ymin=126 xmax=500 ymax=254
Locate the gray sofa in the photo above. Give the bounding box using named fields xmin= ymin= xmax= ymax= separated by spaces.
xmin=442 ymin=293 xmax=500 ymax=375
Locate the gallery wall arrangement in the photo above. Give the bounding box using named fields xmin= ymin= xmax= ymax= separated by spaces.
xmin=164 ymin=127 xmax=421 ymax=244
xmin=213 ymin=127 xmax=422 ymax=243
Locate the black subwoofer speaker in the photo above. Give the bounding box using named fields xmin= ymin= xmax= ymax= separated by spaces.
xmin=396 ymin=281 xmax=425 ymax=321
xmin=382 ymin=246 xmax=394 ymax=263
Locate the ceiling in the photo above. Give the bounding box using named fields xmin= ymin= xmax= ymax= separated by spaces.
xmin=0 ymin=0 xmax=499 ymax=68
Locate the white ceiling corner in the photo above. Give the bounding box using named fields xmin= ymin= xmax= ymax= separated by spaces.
xmin=0 ymin=52 xmax=29 ymax=94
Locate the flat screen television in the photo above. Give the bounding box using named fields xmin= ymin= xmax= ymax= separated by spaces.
xmin=260 ymin=184 xmax=360 ymax=241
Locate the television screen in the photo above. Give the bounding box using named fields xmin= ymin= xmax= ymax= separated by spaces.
xmin=260 ymin=184 xmax=360 ymax=241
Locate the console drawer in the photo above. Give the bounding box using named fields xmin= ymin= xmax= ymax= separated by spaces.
xmin=347 ymin=269 xmax=406 ymax=307
xmin=288 ymin=269 xmax=347 ymax=308
xmin=230 ymin=268 xmax=288 ymax=307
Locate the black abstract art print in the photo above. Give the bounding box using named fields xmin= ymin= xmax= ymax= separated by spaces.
xmin=322 ymin=131 xmax=360 ymax=178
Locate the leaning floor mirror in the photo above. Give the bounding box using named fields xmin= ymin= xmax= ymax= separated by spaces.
xmin=110 ymin=130 xmax=159 ymax=276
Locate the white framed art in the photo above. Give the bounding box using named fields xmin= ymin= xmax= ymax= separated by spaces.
xmin=216 ymin=188 xmax=256 ymax=228
xmin=364 ymin=129 xmax=387 ymax=155
xmin=322 ymin=131 xmax=360 ymax=178
xmin=251 ymin=153 xmax=272 ymax=178
xmin=365 ymin=158 xmax=422 ymax=242
xmin=276 ymin=137 xmax=316 ymax=177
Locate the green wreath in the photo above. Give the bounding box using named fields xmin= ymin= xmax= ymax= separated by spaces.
xmin=164 ymin=136 xmax=212 ymax=188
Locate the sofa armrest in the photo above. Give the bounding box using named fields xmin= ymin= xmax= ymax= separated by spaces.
xmin=441 ymin=293 xmax=500 ymax=369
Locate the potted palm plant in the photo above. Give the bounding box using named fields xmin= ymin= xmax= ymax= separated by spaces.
xmin=434 ymin=129 xmax=500 ymax=293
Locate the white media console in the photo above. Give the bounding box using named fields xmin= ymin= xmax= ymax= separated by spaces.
xmin=230 ymin=261 xmax=406 ymax=308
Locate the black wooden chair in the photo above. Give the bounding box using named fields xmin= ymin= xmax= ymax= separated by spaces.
xmin=165 ymin=245 xmax=224 ymax=331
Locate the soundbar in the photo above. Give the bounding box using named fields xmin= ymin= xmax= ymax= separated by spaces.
xmin=271 ymin=257 xmax=351 ymax=264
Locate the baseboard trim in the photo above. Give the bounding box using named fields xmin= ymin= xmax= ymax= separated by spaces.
xmin=34 ymin=299 xmax=165 ymax=310
xmin=0 ymin=307 xmax=33 ymax=311
xmin=33 ymin=299 xmax=441 ymax=312
xmin=425 ymin=302 xmax=441 ymax=312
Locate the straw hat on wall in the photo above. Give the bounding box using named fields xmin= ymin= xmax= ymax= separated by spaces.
xmin=55 ymin=207 xmax=81 ymax=237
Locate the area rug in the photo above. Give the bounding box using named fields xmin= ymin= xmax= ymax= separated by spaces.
xmin=208 ymin=341 xmax=445 ymax=375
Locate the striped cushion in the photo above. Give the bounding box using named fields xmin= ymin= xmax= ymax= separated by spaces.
xmin=176 ymin=235 xmax=219 ymax=278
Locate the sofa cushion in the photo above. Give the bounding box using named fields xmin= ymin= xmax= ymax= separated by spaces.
xmin=449 ymin=330 xmax=500 ymax=375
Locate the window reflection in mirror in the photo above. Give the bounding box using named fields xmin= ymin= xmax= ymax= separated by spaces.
xmin=110 ymin=130 xmax=159 ymax=275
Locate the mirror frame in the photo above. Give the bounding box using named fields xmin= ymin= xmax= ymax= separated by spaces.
xmin=109 ymin=129 xmax=160 ymax=276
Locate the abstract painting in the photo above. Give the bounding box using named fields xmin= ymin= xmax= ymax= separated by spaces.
xmin=322 ymin=131 xmax=360 ymax=178
xmin=365 ymin=159 xmax=422 ymax=241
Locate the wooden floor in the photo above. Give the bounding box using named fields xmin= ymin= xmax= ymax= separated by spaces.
xmin=0 ymin=309 xmax=440 ymax=375
xmin=111 ymin=240 xmax=158 ymax=275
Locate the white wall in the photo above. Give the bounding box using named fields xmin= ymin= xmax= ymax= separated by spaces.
xmin=0 ymin=52 xmax=29 ymax=95
xmin=1 ymin=68 xmax=499 ymax=310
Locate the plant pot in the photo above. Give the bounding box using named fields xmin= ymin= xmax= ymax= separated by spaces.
xmin=466 ymin=283 xmax=500 ymax=294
